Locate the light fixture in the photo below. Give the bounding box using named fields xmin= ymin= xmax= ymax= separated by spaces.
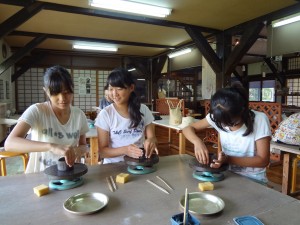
xmin=234 ymin=38 xmax=240 ymax=46
xmin=89 ymin=0 xmax=171 ymax=18
xmin=73 ymin=44 xmax=117 ymax=52
xmin=242 ymin=65 xmax=246 ymax=72
xmin=137 ymin=78 xmax=145 ymax=81
xmin=128 ymin=68 xmax=136 ymax=72
xmin=168 ymin=48 xmax=192 ymax=58
xmin=272 ymin=13 xmax=300 ymax=27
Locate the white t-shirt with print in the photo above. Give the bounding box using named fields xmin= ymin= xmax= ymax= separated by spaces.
xmin=19 ymin=101 xmax=89 ymax=173
xmin=206 ymin=110 xmax=271 ymax=183
xmin=95 ymin=104 xmax=154 ymax=164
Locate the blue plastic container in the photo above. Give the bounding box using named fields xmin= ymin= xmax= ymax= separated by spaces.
xmin=170 ymin=212 xmax=200 ymax=225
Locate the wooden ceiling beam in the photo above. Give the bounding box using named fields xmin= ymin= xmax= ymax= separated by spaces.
xmin=10 ymin=31 xmax=174 ymax=49
xmin=12 ymin=51 xmax=47 ymax=82
xmin=152 ymin=56 xmax=168 ymax=82
xmin=0 ymin=35 xmax=47 ymax=76
xmin=185 ymin=26 xmax=222 ymax=73
xmin=0 ymin=1 xmax=220 ymax=33
xmin=124 ymin=57 xmax=150 ymax=80
xmin=264 ymin=58 xmax=285 ymax=86
xmin=224 ymin=22 xmax=265 ymax=76
xmin=0 ymin=1 xmax=44 ymax=39
xmin=225 ymin=2 xmax=300 ymax=35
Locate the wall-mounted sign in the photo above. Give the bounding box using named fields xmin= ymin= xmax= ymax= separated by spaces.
xmin=78 ymin=77 xmax=91 ymax=95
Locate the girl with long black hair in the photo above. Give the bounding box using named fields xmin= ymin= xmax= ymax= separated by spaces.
xmin=95 ymin=68 xmax=157 ymax=164
xmin=5 ymin=65 xmax=89 ymax=173
xmin=183 ymin=82 xmax=271 ymax=184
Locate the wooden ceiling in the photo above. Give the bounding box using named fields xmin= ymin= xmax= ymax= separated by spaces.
xmin=1 ymin=0 xmax=300 ymax=67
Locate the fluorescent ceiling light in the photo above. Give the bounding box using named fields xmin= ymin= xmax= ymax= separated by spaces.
xmin=168 ymin=48 xmax=192 ymax=58
xmin=128 ymin=68 xmax=136 ymax=72
xmin=137 ymin=78 xmax=145 ymax=81
xmin=73 ymin=44 xmax=117 ymax=52
xmin=272 ymin=13 xmax=300 ymax=27
xmin=90 ymin=0 xmax=171 ymax=18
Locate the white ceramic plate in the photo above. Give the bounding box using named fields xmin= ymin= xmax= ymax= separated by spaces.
xmin=180 ymin=192 xmax=225 ymax=216
xmin=64 ymin=192 xmax=109 ymax=215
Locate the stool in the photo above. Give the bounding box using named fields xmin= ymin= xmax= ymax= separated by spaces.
xmin=0 ymin=150 xmax=29 ymax=176
xmin=291 ymin=155 xmax=300 ymax=193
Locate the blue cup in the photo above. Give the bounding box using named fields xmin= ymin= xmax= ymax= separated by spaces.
xmin=170 ymin=212 xmax=200 ymax=225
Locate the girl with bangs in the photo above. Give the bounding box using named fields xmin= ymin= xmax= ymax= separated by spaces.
xmin=95 ymin=68 xmax=157 ymax=164
xmin=5 ymin=65 xmax=89 ymax=173
xmin=183 ymin=82 xmax=271 ymax=184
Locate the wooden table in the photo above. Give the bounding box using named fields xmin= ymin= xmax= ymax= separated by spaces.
xmin=85 ymin=127 xmax=98 ymax=165
xmin=152 ymin=116 xmax=187 ymax=154
xmin=1 ymin=154 xmax=299 ymax=225
xmin=270 ymin=141 xmax=300 ymax=195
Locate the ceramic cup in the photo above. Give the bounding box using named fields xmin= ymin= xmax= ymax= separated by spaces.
xmin=57 ymin=157 xmax=74 ymax=172
xmin=139 ymin=148 xmax=146 ymax=160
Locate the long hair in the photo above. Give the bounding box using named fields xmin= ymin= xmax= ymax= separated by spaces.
xmin=44 ymin=65 xmax=74 ymax=95
xmin=106 ymin=68 xmax=142 ymax=128
xmin=209 ymin=82 xmax=255 ymax=136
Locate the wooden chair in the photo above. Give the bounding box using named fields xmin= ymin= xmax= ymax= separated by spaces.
xmin=155 ymin=98 xmax=185 ymax=115
xmin=291 ymin=155 xmax=300 ymax=193
xmin=0 ymin=147 xmax=29 ymax=176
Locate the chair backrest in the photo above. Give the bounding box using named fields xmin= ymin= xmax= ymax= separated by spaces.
xmin=156 ymin=98 xmax=185 ymax=115
xmin=248 ymin=102 xmax=282 ymax=134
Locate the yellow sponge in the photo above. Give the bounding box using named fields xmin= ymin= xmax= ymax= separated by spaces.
xmin=198 ymin=182 xmax=214 ymax=191
xmin=33 ymin=184 xmax=49 ymax=197
xmin=116 ymin=173 xmax=130 ymax=184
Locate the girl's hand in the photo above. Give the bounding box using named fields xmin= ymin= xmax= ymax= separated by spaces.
xmin=49 ymin=144 xmax=76 ymax=167
xmin=144 ymin=137 xmax=158 ymax=158
xmin=126 ymin=144 xmax=143 ymax=158
xmin=194 ymin=141 xmax=210 ymax=165
xmin=210 ymin=151 xmax=228 ymax=168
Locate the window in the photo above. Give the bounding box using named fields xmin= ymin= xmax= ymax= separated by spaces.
xmin=262 ymin=80 xmax=275 ymax=102
xmin=249 ymin=80 xmax=275 ymax=102
xmin=249 ymin=81 xmax=261 ymax=101
xmin=286 ymin=78 xmax=300 ymax=106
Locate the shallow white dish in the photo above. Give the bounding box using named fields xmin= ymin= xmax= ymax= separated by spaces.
xmin=64 ymin=192 xmax=109 ymax=215
xmin=179 ymin=192 xmax=225 ymax=216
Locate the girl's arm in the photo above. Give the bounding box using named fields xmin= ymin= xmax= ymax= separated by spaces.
xmin=5 ymin=121 xmax=77 ymax=167
xmin=182 ymin=118 xmax=212 ymax=164
xmin=97 ymin=127 xmax=143 ymax=159
xmin=74 ymin=134 xmax=89 ymax=162
xmin=211 ymin=136 xmax=270 ymax=168
xmin=144 ymin=123 xmax=158 ymax=158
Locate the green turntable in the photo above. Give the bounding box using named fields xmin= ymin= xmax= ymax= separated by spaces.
xmin=124 ymin=153 xmax=159 ymax=175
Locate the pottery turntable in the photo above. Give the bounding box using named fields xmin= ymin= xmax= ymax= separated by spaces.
xmin=44 ymin=163 xmax=88 ymax=190
xmin=189 ymin=155 xmax=228 ymax=182
xmin=124 ymin=150 xmax=159 ymax=175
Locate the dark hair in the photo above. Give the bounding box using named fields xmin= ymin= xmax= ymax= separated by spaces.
xmin=104 ymin=84 xmax=109 ymax=91
xmin=44 ymin=65 xmax=74 ymax=95
xmin=209 ymin=82 xmax=255 ymax=136
xmin=107 ymin=68 xmax=142 ymax=128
